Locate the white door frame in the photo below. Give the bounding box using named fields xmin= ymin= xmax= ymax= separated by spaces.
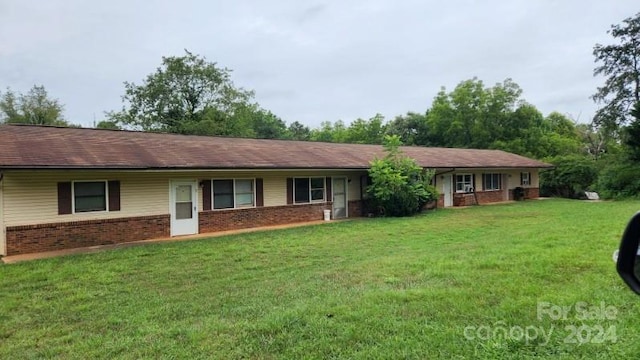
xmin=169 ymin=180 xmax=199 ymax=236
xmin=443 ymin=174 xmax=453 ymax=207
xmin=332 ymin=177 xmax=348 ymax=219
xmin=503 ymin=174 xmax=509 ymax=201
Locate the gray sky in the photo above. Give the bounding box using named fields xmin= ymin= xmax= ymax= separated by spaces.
xmin=1 ymin=1 xmax=638 ymax=128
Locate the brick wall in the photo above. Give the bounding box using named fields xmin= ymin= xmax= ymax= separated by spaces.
xmin=453 ymin=193 xmax=477 ymax=206
xmin=199 ymin=202 xmax=333 ymax=233
xmin=348 ymin=200 xmax=363 ymax=218
xmin=524 ymin=188 xmax=539 ymax=199
xmin=5 ymin=215 xmax=170 ymax=256
xmin=475 ymin=190 xmax=507 ymax=204
xmin=508 ymin=187 xmax=540 ymax=200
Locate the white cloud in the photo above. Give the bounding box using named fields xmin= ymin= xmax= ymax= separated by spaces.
xmin=0 ymin=0 xmax=638 ymax=126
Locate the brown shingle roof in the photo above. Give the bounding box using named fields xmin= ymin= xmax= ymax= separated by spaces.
xmin=0 ymin=125 xmax=552 ymax=170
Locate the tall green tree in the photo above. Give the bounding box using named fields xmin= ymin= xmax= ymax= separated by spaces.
xmin=623 ymin=101 xmax=640 ymax=160
xmin=108 ymin=50 xmax=255 ymax=134
xmin=592 ymin=12 xmax=640 ymax=130
xmin=0 ymin=85 xmax=67 ymax=126
xmin=248 ymin=108 xmax=288 ymax=139
xmin=309 ymin=120 xmax=349 ymax=142
xmin=423 ymin=78 xmax=524 ymax=149
xmin=346 ymin=114 xmax=387 ymax=144
xmin=385 ymin=112 xmax=426 ymax=146
xmin=287 ymin=121 xmax=311 ymax=140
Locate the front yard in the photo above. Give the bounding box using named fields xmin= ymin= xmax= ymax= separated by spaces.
xmin=1 ymin=199 xmax=640 ymax=359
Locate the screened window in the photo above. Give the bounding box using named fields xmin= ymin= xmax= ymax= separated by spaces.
xmin=235 ymin=179 xmax=254 ymax=207
xmin=455 ymin=174 xmax=473 ymax=193
xmin=483 ymin=173 xmax=502 ymax=191
xmin=521 ymin=172 xmax=531 ymax=186
xmin=213 ymin=179 xmax=255 ymax=209
xmin=295 ymin=177 xmax=325 ymax=203
xmin=74 ymin=181 xmax=107 ymax=212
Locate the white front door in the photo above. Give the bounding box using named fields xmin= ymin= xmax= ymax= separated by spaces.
xmin=170 ymin=180 xmax=198 ymax=236
xmin=332 ymin=177 xmax=348 ymax=219
xmin=443 ymin=174 xmax=453 ymax=207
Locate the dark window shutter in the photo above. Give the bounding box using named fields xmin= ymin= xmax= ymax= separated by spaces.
xmin=528 ymin=172 xmax=532 ymax=186
xmin=57 ymin=182 xmax=72 ymax=215
xmin=472 ymin=174 xmax=476 ymax=192
xmin=108 ymin=181 xmax=121 ymax=211
xmin=520 ymin=172 xmax=524 ymax=186
xmin=256 ymin=178 xmax=264 ymax=207
xmin=202 ymin=180 xmax=212 ymax=211
xmin=325 ymin=177 xmax=332 ymax=202
xmin=286 ymin=178 xmax=293 ymax=204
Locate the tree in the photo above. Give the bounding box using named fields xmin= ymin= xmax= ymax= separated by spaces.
xmin=623 ymin=102 xmax=640 ymax=160
xmin=251 ymin=109 xmax=288 ymax=139
xmin=422 ymin=78 xmax=524 ymax=149
xmin=287 ymin=121 xmax=311 ymax=140
xmin=95 ymin=120 xmax=121 ymax=130
xmin=108 ymin=50 xmax=255 ymax=134
xmin=540 ymin=155 xmax=599 ymax=198
xmin=309 ymin=120 xmax=349 ymax=142
xmin=385 ymin=112 xmax=426 ymax=145
xmin=367 ymin=135 xmax=438 ymax=217
xmin=592 ymin=12 xmax=640 ymax=130
xmin=345 ymin=114 xmax=387 ymax=144
xmin=0 ymin=85 xmax=67 ymax=126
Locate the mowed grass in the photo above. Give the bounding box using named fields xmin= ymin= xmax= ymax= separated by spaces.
xmin=2 ymin=199 xmax=640 ymax=359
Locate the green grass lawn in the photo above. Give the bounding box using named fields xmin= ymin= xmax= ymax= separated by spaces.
xmin=2 ymin=199 xmax=640 ymax=359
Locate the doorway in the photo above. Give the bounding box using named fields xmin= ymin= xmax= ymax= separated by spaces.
xmin=170 ymin=180 xmax=198 ymax=236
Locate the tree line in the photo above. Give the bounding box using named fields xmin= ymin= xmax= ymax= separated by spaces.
xmin=2 ymin=12 xmax=640 ymax=199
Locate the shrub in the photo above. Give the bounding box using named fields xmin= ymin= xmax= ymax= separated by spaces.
xmin=539 ymin=155 xmax=598 ymax=198
xmin=596 ymin=161 xmax=640 ymax=199
xmin=367 ymin=135 xmax=438 ymax=216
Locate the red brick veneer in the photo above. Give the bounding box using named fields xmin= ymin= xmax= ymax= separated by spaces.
xmin=5 ymin=215 xmax=170 ymax=256
xmin=199 ymin=202 xmax=333 ymax=233
xmin=475 ymin=190 xmax=508 ymax=204
xmin=508 ymin=187 xmax=540 ymax=200
xmin=348 ymin=200 xmax=363 ymax=218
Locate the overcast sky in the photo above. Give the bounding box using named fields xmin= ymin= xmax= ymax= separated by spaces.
xmin=0 ymin=1 xmax=638 ymax=128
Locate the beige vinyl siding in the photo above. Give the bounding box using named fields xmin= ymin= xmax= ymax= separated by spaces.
xmin=504 ymin=169 xmax=539 ymax=189
xmin=263 ymin=175 xmax=287 ymax=206
xmin=3 ymin=171 xmax=172 ymax=227
xmin=201 ymin=170 xmax=367 ymax=207
xmin=440 ymin=169 xmax=540 ymax=194
xmin=3 ymin=169 xmax=370 ymax=228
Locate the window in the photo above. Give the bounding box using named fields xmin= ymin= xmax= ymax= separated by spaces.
xmin=521 ymin=172 xmax=531 ymax=186
xmin=294 ymin=177 xmax=325 ymax=203
xmin=456 ymin=174 xmax=473 ymax=193
xmin=212 ymin=179 xmax=255 ymax=209
xmin=74 ymin=181 xmax=107 ymax=212
xmin=483 ymin=173 xmax=502 ymax=191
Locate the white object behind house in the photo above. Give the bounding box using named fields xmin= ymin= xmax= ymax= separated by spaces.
xmin=585 ymin=191 xmax=600 ymax=200
xmin=324 ymin=209 xmax=331 ymax=221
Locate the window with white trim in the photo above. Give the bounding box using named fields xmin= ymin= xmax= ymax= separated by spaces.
xmin=74 ymin=181 xmax=107 ymax=213
xmin=455 ymin=174 xmax=473 ymax=193
xmin=294 ymin=177 xmax=325 ymax=203
xmin=521 ymin=172 xmax=531 ymax=186
xmin=212 ymin=179 xmax=255 ymax=209
xmin=483 ymin=173 xmax=502 ymax=191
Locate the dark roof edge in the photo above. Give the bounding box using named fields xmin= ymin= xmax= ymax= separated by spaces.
xmin=0 ymin=165 xmax=553 ymax=171
xmin=0 ymin=166 xmax=371 ymax=171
